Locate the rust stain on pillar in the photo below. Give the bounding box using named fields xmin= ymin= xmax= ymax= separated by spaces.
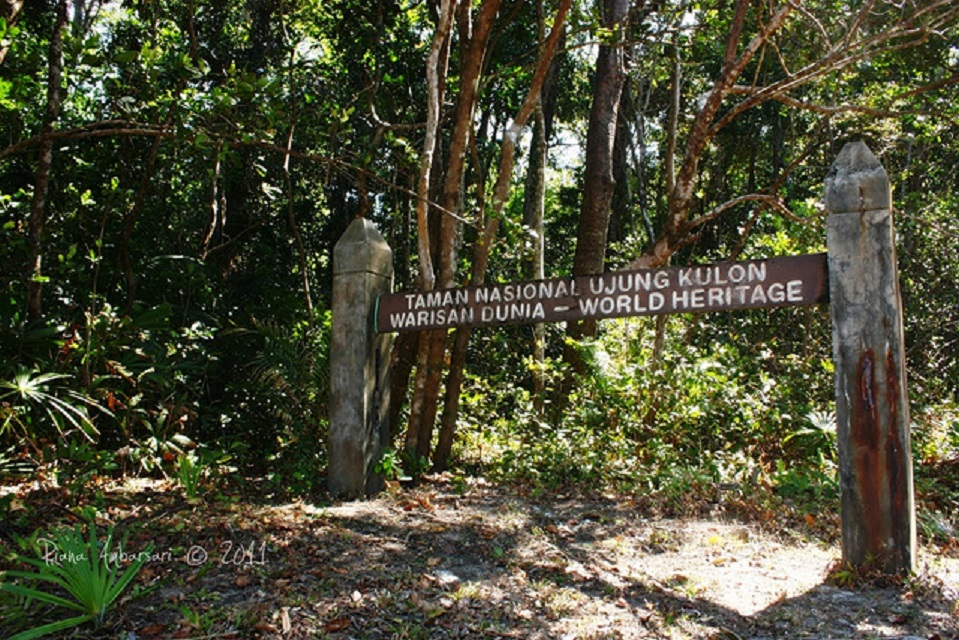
xmin=826 ymin=141 xmax=916 ymax=573
xmin=852 ymin=349 xmax=884 ymax=557
xmin=885 ymin=347 xmax=909 ymax=558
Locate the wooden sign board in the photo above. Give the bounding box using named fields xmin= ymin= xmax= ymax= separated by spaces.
xmin=377 ymin=253 xmax=828 ymax=333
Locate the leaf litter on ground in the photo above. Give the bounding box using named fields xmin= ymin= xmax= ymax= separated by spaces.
xmin=0 ymin=473 xmax=956 ymax=639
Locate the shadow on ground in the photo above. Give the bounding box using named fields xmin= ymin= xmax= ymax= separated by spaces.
xmin=1 ymin=478 xmax=956 ymax=639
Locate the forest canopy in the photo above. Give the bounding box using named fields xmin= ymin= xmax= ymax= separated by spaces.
xmin=1 ymin=0 xmax=958 ymax=499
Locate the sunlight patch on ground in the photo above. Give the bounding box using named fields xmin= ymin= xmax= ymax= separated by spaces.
xmin=624 ymin=520 xmax=837 ymax=616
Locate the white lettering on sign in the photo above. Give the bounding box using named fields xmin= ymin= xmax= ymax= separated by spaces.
xmin=389 ymin=306 xmax=476 ymax=330
xmin=378 ymin=255 xmax=826 ymax=332
xmin=405 ymin=288 xmax=470 ymax=310
xmin=480 ymin=302 xmax=546 ymax=323
xmin=474 ymin=279 xmax=579 ymax=304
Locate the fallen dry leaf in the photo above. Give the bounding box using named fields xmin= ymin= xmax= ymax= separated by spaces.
xmin=138 ymin=624 xmax=166 ymax=636
xmin=324 ymin=618 xmax=351 ymax=632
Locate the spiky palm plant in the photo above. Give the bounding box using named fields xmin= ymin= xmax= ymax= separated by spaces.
xmin=0 ymin=369 xmax=104 ymax=454
xmin=0 ymin=524 xmax=151 ymax=639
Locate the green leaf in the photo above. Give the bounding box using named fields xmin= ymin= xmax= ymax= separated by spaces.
xmin=1 ymin=579 xmax=83 ymax=612
xmin=6 ymin=614 xmax=95 ymax=640
xmin=114 ymin=50 xmax=139 ymax=63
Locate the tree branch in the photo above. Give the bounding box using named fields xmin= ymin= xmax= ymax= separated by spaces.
xmin=690 ymin=193 xmax=806 ymax=231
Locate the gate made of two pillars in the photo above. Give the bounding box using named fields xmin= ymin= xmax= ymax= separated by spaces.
xmin=329 ymin=141 xmax=916 ymax=574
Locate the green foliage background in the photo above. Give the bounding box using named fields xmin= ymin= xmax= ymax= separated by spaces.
xmin=0 ymin=0 xmax=956 ymax=516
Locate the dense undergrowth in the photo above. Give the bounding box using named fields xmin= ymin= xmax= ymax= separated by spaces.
xmin=1 ymin=305 xmax=957 ymax=638
xmin=1 ymin=217 xmax=958 ymax=550
xmin=3 ymin=300 xmax=956 ymax=550
xmin=452 ymin=314 xmax=959 ymax=540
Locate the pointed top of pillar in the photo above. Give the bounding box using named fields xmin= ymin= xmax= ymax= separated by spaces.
xmin=824 ymin=141 xmax=891 ymax=214
xmin=334 ymin=217 xmax=393 ymax=276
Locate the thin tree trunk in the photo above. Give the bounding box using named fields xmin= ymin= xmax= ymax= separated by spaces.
xmin=406 ymin=21 xmax=454 ymax=463
xmin=564 ymin=0 xmax=631 ymax=354
xmin=413 ymin=0 xmax=454 ymax=292
xmin=403 ymin=0 xmax=455 ymax=460
xmin=433 ymin=130 xmax=489 ymax=471
xmin=521 ymin=0 xmax=559 ymax=412
xmin=388 ymin=330 xmax=419 ymax=440
xmin=388 ymin=190 xmax=416 ymax=441
xmin=25 ymin=0 xmax=68 ymax=322
xmin=277 ymin=7 xmax=314 ymax=324
xmin=285 ymin=125 xmax=314 ymax=323
xmin=529 ymin=103 xmax=547 ymax=410
xmin=608 ymin=77 xmax=632 ymax=250
xmin=434 ymin=325 xmax=471 ymax=468
xmin=630 ymin=78 xmax=654 ymax=244
xmin=199 ymin=140 xmax=224 ymax=260
xmin=432 ymin=0 xmax=572 ymax=471
xmin=648 ymin=31 xmax=683 ymax=367
xmin=437 ymin=0 xmax=499 ymax=287
xmin=406 ymin=0 xmax=501 ymax=465
xmin=119 ymin=125 xmax=169 ymax=312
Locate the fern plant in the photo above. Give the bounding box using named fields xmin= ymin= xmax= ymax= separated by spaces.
xmin=0 ymin=523 xmax=151 ymax=639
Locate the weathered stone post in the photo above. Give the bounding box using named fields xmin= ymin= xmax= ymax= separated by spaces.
xmin=825 ymin=141 xmax=916 ymax=573
xmin=329 ymin=218 xmax=393 ymax=498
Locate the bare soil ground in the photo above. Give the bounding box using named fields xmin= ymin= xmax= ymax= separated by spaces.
xmin=2 ymin=475 xmax=957 ymax=639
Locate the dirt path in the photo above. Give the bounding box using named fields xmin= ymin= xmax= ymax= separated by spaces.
xmin=298 ymin=481 xmax=958 ymax=639
xmin=3 ymin=477 xmax=957 ymax=638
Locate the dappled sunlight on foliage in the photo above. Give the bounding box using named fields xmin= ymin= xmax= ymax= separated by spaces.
xmin=454 ymin=313 xmax=840 ymax=507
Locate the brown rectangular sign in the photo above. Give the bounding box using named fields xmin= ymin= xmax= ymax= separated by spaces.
xmin=377 ymin=253 xmax=828 ymax=333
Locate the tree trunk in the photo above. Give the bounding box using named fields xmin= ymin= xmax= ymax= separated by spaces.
xmin=433 ymin=326 xmax=471 ymax=469
xmin=432 ymin=0 xmax=572 ymax=471
xmin=25 ymin=0 xmax=68 ymax=323
xmin=564 ymin=0 xmax=631 ymax=351
xmin=284 ymin=125 xmax=314 ymax=323
xmin=199 ymin=141 xmax=224 ymax=260
xmin=529 ymin=104 xmax=548 ymax=409
xmin=0 ymin=0 xmax=24 ymax=66
xmin=631 ymin=78 xmax=654 ymax=244
xmin=626 ymin=0 xmax=794 ymax=271
xmin=119 ymin=121 xmax=171 ymax=312
xmin=437 ymin=0 xmax=499 ymax=287
xmin=403 ymin=0 xmax=454 ymax=460
xmin=648 ymin=32 xmax=683 ymax=370
xmin=607 ymin=76 xmax=632 ymax=250
xmin=520 ymin=1 xmax=562 ymax=412
xmin=406 ymin=0 xmax=501 ymax=465
xmin=387 ymin=191 xmax=416 ymax=439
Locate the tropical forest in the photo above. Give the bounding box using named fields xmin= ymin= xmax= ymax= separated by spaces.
xmin=1 ymin=0 xmax=958 ymax=638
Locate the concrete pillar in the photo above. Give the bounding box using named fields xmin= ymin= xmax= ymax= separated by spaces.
xmin=825 ymin=141 xmax=916 ymax=573
xmin=329 ymin=218 xmax=393 ymax=498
